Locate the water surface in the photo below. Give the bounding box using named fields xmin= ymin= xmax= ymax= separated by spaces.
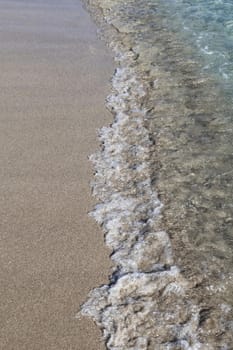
xmin=83 ymin=0 xmax=233 ymax=348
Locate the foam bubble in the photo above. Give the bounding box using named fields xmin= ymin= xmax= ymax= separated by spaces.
xmin=80 ymin=0 xmax=233 ymax=347
xmin=80 ymin=47 xmax=206 ymax=349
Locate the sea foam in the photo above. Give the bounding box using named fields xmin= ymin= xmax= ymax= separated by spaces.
xmin=81 ymin=48 xmax=204 ymax=349
xmin=80 ymin=0 xmax=233 ymax=348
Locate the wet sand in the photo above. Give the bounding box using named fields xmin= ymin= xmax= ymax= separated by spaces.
xmin=0 ymin=1 xmax=113 ymax=349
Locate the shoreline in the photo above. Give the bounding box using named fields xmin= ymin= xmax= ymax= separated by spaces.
xmin=0 ymin=1 xmax=113 ymax=349
xmin=80 ymin=0 xmax=233 ymax=348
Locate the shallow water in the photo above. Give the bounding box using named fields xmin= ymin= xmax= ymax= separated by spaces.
xmin=82 ymin=0 xmax=233 ymax=348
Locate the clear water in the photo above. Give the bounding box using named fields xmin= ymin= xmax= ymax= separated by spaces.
xmin=163 ymin=0 xmax=233 ymax=84
xmin=82 ymin=0 xmax=233 ymax=348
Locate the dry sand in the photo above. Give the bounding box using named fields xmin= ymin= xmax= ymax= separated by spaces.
xmin=0 ymin=1 xmax=113 ymax=349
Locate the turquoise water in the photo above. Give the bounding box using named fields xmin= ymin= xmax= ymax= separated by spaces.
xmin=83 ymin=0 xmax=233 ymax=348
xmin=163 ymin=0 xmax=233 ymax=85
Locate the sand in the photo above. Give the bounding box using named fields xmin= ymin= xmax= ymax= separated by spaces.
xmin=0 ymin=1 xmax=113 ymax=349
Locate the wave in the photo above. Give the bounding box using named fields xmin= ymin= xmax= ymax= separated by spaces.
xmin=80 ymin=0 xmax=233 ymax=348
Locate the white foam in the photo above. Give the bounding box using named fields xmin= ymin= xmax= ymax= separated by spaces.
xmin=80 ymin=47 xmax=208 ymax=349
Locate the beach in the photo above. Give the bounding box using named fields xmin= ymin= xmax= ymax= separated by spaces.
xmin=0 ymin=1 xmax=113 ymax=349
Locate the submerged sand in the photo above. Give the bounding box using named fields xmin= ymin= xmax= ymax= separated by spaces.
xmin=0 ymin=0 xmax=113 ymax=349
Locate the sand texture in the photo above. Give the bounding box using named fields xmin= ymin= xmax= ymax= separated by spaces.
xmin=0 ymin=1 xmax=113 ymax=349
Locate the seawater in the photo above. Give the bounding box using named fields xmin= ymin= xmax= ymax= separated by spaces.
xmin=81 ymin=0 xmax=233 ymax=348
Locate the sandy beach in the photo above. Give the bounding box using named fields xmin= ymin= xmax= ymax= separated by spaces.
xmin=0 ymin=0 xmax=113 ymax=349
